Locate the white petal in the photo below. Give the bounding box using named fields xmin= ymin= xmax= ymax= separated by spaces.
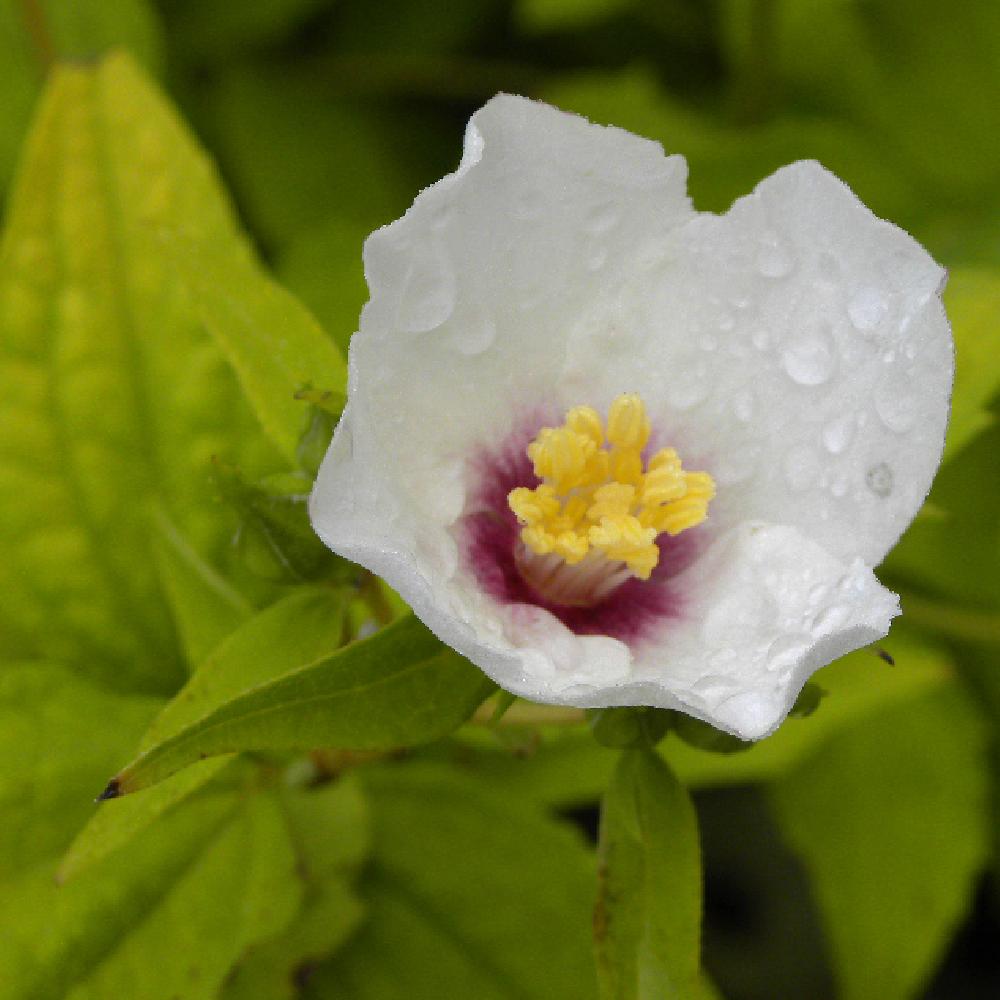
xmin=311 ymin=99 xmax=948 ymax=741
xmin=563 ymin=161 xmax=950 ymax=566
xmin=345 ymin=94 xmax=694 ymax=486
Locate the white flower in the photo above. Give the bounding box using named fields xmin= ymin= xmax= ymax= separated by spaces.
xmin=309 ymin=95 xmax=951 ymax=740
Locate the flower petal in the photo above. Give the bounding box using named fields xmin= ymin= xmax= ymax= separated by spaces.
xmin=562 ymin=160 xmax=951 ymax=566
xmin=310 ymin=98 xmax=949 ymax=740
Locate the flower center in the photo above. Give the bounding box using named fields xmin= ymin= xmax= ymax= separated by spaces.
xmin=507 ymin=394 xmax=715 ymax=607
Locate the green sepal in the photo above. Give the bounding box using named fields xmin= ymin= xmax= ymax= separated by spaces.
xmin=588 ymin=707 xmax=673 ymax=749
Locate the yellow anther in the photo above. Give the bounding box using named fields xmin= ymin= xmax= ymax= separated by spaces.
xmin=565 ymin=405 xmax=604 ymax=446
xmin=606 ymin=394 xmax=651 ymax=451
xmin=507 ymin=393 xmax=715 ymax=594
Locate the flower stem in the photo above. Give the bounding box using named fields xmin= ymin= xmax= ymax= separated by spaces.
xmin=470 ymin=699 xmax=586 ymax=728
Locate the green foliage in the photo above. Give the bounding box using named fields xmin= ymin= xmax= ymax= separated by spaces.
xmin=162 ymin=226 xmax=346 ymax=467
xmin=771 ymin=685 xmax=991 ymax=1000
xmin=0 ymin=52 xmax=281 ymax=691
xmin=0 ymin=0 xmax=163 ymax=197
xmin=110 ymin=614 xmax=495 ymax=795
xmin=153 ymin=506 xmax=253 ymax=668
xmin=308 ymin=765 xmax=598 ymax=1000
xmin=595 ymin=749 xmax=701 ymax=999
xmin=60 ymin=587 xmax=349 ymax=880
xmin=2 ymin=4 xmax=1000 ymax=998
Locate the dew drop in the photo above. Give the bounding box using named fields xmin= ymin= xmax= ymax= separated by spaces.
xmin=451 ymin=312 xmax=496 ymax=356
xmin=397 ymin=254 xmax=456 ymax=333
xmin=821 ymin=414 xmax=854 ymax=454
xmin=757 ymin=232 xmax=793 ymax=278
xmin=781 ymin=325 xmax=836 ymax=386
xmin=848 ymin=286 xmax=889 ymax=331
xmin=783 ymin=444 xmax=821 ymax=492
xmin=874 ymin=382 xmax=918 ymax=433
xmin=866 ymin=462 xmax=893 ymax=497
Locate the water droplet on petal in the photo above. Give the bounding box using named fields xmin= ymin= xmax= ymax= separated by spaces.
xmin=451 ymin=312 xmax=496 ymax=356
xmin=757 ymin=231 xmax=793 ymax=278
xmin=866 ymin=462 xmax=893 ymax=497
xmin=874 ymin=375 xmax=918 ymax=433
xmin=782 ymin=325 xmax=836 ymax=386
xmin=821 ymin=414 xmax=854 ymax=454
xmin=848 ymin=286 xmax=889 ymax=331
xmin=397 ymin=247 xmax=455 ymax=333
xmin=783 ymin=444 xmax=821 ymax=492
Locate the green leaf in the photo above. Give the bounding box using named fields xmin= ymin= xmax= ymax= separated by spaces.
xmin=770 ymin=685 xmax=991 ymax=1000
xmin=884 ymin=425 xmax=1000 ymax=607
xmin=222 ymin=779 xmax=370 ymax=1000
xmin=60 ymin=587 xmax=348 ymax=880
xmin=213 ymin=465 xmax=341 ymax=581
xmin=107 ymin=614 xmax=494 ymax=796
xmin=1 ymin=791 xmax=301 ymax=1000
xmin=0 ymin=0 xmax=163 ymax=195
xmin=517 ymin=0 xmax=633 ymax=34
xmin=941 ymin=269 xmax=1000 ymax=458
xmin=446 ymin=635 xmax=954 ymax=805
xmin=595 ymin=749 xmax=701 ymax=1000
xmin=152 ymin=506 xmax=253 ymax=669
xmin=277 ymin=214 xmax=372 ymax=356
xmin=201 ymin=63 xmax=412 ymax=247
xmin=306 ymin=765 xmax=598 ymax=1000
xmin=0 ymin=662 xmax=159 ymax=879
xmin=162 ymin=226 xmax=347 ymax=466
xmin=0 ymin=52 xmax=285 ymax=691
xmin=167 ymin=0 xmax=332 ymax=60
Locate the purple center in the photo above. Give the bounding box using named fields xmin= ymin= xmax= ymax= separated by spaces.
xmin=459 ymin=419 xmax=703 ymax=647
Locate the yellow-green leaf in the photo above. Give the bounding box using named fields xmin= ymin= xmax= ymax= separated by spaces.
xmin=106 ymin=615 xmax=494 ymax=796
xmin=0 ymin=52 xmax=286 ymax=691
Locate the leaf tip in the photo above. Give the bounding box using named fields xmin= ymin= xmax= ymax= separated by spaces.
xmin=95 ymin=777 xmax=122 ymax=802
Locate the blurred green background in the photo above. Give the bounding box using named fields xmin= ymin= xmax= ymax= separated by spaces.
xmin=3 ymin=1 xmax=1000 ymax=998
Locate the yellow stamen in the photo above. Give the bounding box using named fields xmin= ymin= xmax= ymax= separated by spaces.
xmin=507 ymin=394 xmax=714 ymax=587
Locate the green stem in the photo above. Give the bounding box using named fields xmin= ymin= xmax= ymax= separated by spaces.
xmin=900 ymin=592 xmax=1000 ymax=646
xmin=470 ymin=699 xmax=586 ymax=728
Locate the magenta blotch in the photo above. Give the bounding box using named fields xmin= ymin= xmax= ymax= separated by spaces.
xmin=460 ymin=417 xmax=703 ymax=646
